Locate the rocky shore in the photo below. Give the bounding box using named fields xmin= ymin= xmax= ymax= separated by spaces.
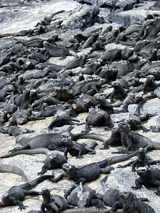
xmin=0 ymin=0 xmax=160 ymax=212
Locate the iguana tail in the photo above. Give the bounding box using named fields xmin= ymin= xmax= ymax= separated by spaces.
xmin=0 ymin=148 xmax=52 ymax=158
xmin=48 ymin=118 xmax=79 ymax=129
xmin=151 ymin=142 xmax=160 ymax=150
xmin=75 ymin=133 xmax=108 ymax=143
xmin=107 ymin=150 xmax=139 ymax=166
xmin=134 ymin=94 xmax=156 ymax=115
xmin=20 ymin=175 xmax=54 ymax=190
xmin=0 ymin=163 xmax=28 ymax=182
xmin=61 ymin=208 xmax=108 ymax=213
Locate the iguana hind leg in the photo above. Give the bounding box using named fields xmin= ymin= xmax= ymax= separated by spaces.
xmin=101 ymin=166 xmax=114 ymax=174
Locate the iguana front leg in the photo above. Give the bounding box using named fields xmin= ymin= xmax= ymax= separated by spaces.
xmin=77 ymin=149 xmax=84 ymax=158
xmin=125 ymin=137 xmax=133 ymax=152
xmin=64 ymin=185 xmax=76 ymax=199
xmin=76 ymin=177 xmax=87 ymax=185
xmin=49 ymin=172 xmax=65 ymax=183
xmin=117 ymin=160 xmax=134 ymax=169
xmin=110 ymin=200 xmax=123 ymax=212
xmin=11 ymin=198 xmax=28 ymax=210
xmin=101 ymin=166 xmax=114 ymax=174
xmin=85 ymin=121 xmax=91 ymax=133
xmin=154 ymin=180 xmax=160 ymax=196
xmin=41 ymin=203 xmax=46 ymax=213
xmin=64 ymin=148 xmax=68 ymax=159
xmin=91 ymin=198 xmax=104 ymax=208
xmin=38 ymin=165 xmax=47 ymax=175
xmin=132 ymin=178 xmax=143 ymax=190
xmin=24 ymin=190 xmax=41 ymax=196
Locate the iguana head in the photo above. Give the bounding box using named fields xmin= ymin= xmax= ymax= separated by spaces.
xmin=97 ymin=110 xmax=106 ymax=118
xmin=119 ymin=191 xmax=135 ymax=206
xmin=61 ymin=137 xmax=72 ymax=147
xmin=49 ymin=153 xmax=58 ymax=164
xmin=83 ymin=98 xmax=92 ymax=109
xmin=137 ymin=166 xmax=150 ymax=177
xmin=62 ymin=163 xmax=77 ymax=176
xmin=118 ymin=121 xmax=130 ymax=134
xmin=138 ymin=148 xmax=146 ymax=157
xmin=2 ymin=192 xmax=12 ymax=206
xmin=112 ymin=81 xmax=120 ymax=88
xmin=41 ymin=188 xmax=51 ymax=202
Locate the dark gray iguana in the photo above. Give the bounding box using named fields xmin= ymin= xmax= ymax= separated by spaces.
xmin=71 ymin=77 xmax=106 ymax=96
xmin=117 ymin=122 xmax=160 ymax=153
xmin=64 ymin=182 xmax=104 ymax=208
xmin=0 ymin=175 xmax=53 ymax=210
xmin=117 ymin=147 xmax=160 ymax=172
xmin=0 ymin=150 xmax=67 ymax=176
xmin=132 ymin=166 xmax=160 ymax=196
xmin=50 ymin=151 xmax=138 ymax=184
xmin=43 ymin=41 xmax=78 ymax=59
xmin=9 ymin=131 xmax=75 ymax=154
xmin=0 ymin=132 xmax=110 ymax=157
xmin=60 ymin=137 xmax=97 ymax=159
xmin=0 ymin=125 xmax=34 ymax=137
xmin=84 ymin=107 xmax=113 ymax=132
xmin=100 ymin=175 xmax=123 ymax=212
xmin=120 ymin=191 xmax=155 ymax=213
xmin=37 ymin=153 xmax=67 ymax=175
xmin=41 ymin=188 xmax=68 ymax=213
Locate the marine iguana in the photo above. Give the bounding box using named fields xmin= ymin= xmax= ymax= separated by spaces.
xmin=64 ymin=182 xmax=103 ymax=208
xmin=10 ymin=109 xmax=43 ymax=126
xmin=0 ymin=125 xmax=34 ymax=137
xmin=53 ymin=87 xmax=74 ymax=102
xmin=109 ymin=81 xmax=127 ymax=103
xmin=0 ymin=148 xmax=66 ymax=175
xmin=100 ymin=175 xmax=123 ymax=212
xmin=0 ymin=175 xmax=53 ymax=210
xmin=37 ymin=153 xmax=67 ymax=175
xmin=8 ymin=131 xmax=110 ymax=155
xmin=71 ymin=77 xmax=105 ymax=96
xmin=96 ymin=95 xmax=114 ymax=114
xmin=50 ymin=151 xmax=139 ymax=184
xmin=103 ymin=126 xmax=122 ymax=149
xmin=60 ymin=137 xmax=97 ymax=159
xmin=142 ymin=17 xmax=160 ymax=40
xmin=101 ymin=48 xmax=122 ymax=64
xmin=142 ymin=75 xmax=158 ymax=94
xmin=120 ymin=191 xmax=155 ymax=213
xmin=121 ymin=93 xmax=139 ymax=112
xmin=0 ymin=111 xmax=9 ymax=125
xmin=132 ymin=166 xmax=160 ymax=196
xmin=128 ymin=94 xmax=157 ymax=131
xmin=84 ymin=107 xmax=113 ymax=132
xmin=117 ymin=121 xmax=160 ymax=153
xmin=43 ymin=41 xmax=77 ymax=59
xmin=9 ymin=131 xmax=73 ymax=154
xmin=2 ymin=103 xmax=17 ymax=114
xmin=48 ymin=110 xmax=79 ymax=129
xmin=50 ymin=162 xmax=114 ymax=184
xmin=117 ymin=147 xmax=160 ymax=172
xmin=41 ymin=188 xmax=68 ymax=213
xmin=75 ymin=94 xmax=98 ymax=113
xmin=97 ymin=67 xmax=118 ymax=83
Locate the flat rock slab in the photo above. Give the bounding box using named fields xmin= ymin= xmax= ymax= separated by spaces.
xmin=0 ymin=0 xmax=80 ymax=34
